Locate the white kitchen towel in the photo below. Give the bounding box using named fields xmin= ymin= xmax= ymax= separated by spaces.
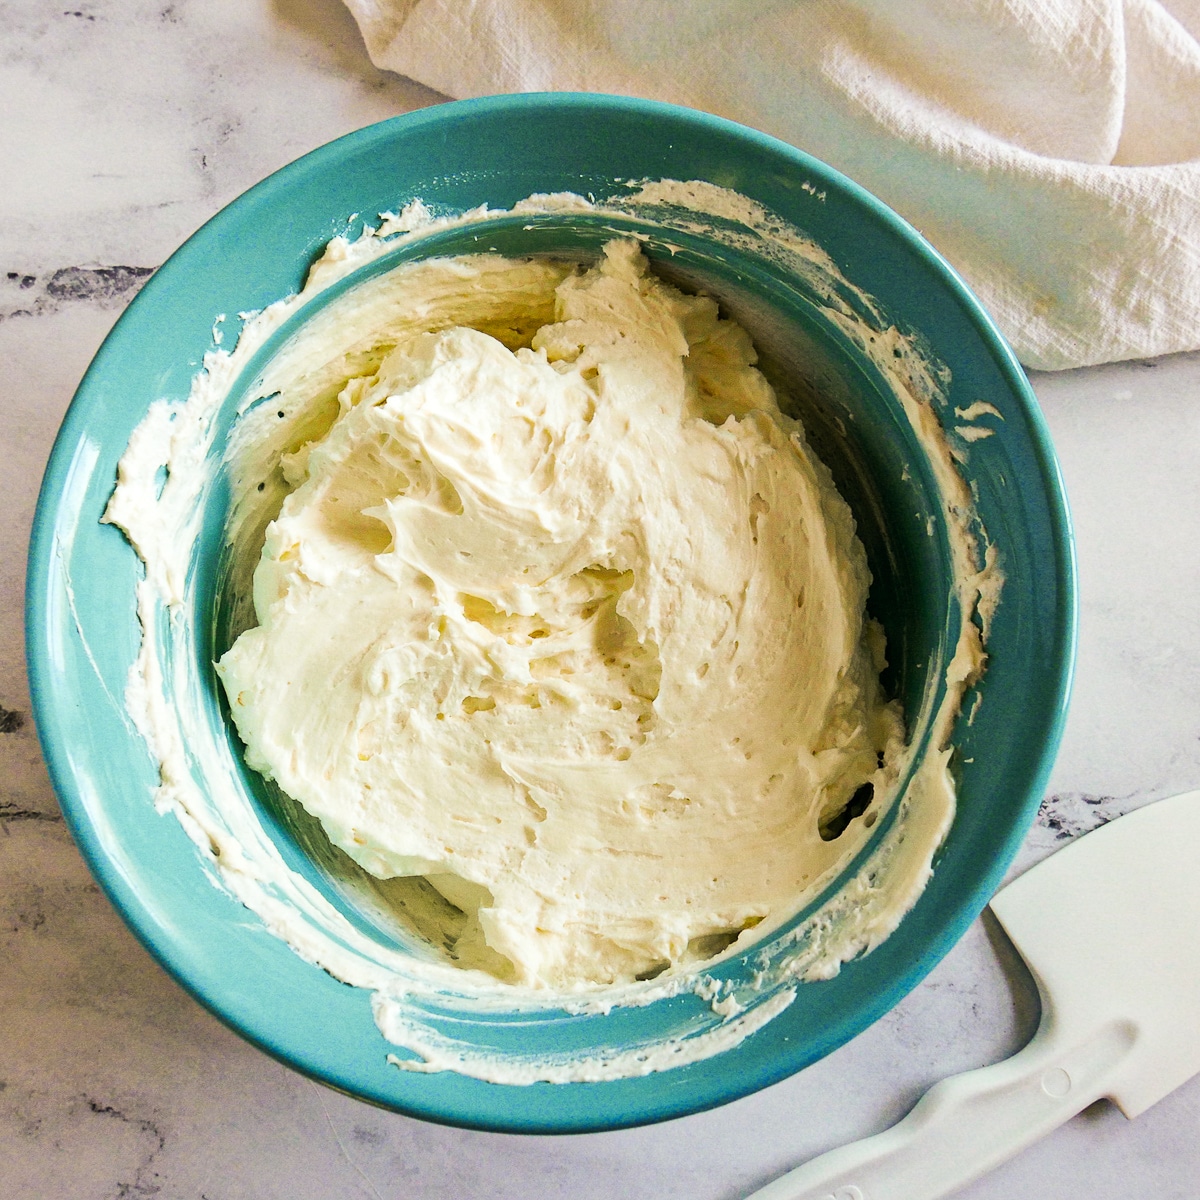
xmin=343 ymin=0 xmax=1200 ymax=371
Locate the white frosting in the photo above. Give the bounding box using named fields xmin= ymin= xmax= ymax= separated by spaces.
xmin=103 ymin=181 xmax=1001 ymax=1082
xmin=216 ymin=240 xmax=905 ymax=989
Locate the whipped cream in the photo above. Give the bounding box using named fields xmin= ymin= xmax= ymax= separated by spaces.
xmin=217 ymin=240 xmax=905 ymax=989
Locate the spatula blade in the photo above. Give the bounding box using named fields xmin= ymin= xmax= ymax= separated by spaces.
xmin=989 ymin=789 xmax=1200 ymax=1117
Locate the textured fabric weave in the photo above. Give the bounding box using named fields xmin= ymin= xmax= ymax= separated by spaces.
xmin=343 ymin=0 xmax=1200 ymax=371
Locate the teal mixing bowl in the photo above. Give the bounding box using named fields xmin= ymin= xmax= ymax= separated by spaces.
xmin=26 ymin=94 xmax=1075 ymax=1132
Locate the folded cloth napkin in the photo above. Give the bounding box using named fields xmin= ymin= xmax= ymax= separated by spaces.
xmin=344 ymin=0 xmax=1200 ymax=371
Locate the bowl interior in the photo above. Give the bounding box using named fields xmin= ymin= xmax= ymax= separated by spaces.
xmin=200 ymin=213 xmax=958 ymax=959
xmin=27 ymin=94 xmax=1075 ymax=1133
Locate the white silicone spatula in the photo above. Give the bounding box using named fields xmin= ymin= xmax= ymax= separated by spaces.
xmin=748 ymin=788 xmax=1200 ymax=1200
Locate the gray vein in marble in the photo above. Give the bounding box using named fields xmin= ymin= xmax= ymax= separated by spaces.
xmin=1 ymin=265 xmax=156 ymax=323
xmin=311 ymin=1079 xmax=387 ymax=1200
xmin=0 ymin=705 xmax=26 ymax=734
xmin=0 ymin=804 xmax=62 ymax=826
xmin=82 ymin=1096 xmax=168 ymax=1200
xmin=1035 ymin=792 xmax=1119 ymax=841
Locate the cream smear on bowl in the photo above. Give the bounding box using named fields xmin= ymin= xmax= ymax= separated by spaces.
xmin=103 ymin=182 xmax=1000 ymax=1083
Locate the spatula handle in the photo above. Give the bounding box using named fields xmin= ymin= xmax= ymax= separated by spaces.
xmin=746 ymin=1016 xmax=1136 ymax=1200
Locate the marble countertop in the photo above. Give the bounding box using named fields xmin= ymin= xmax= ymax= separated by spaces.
xmin=4 ymin=2 xmax=1199 ymax=1197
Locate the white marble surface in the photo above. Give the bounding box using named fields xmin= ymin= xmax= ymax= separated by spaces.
xmin=3 ymin=3 xmax=1199 ymax=1197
